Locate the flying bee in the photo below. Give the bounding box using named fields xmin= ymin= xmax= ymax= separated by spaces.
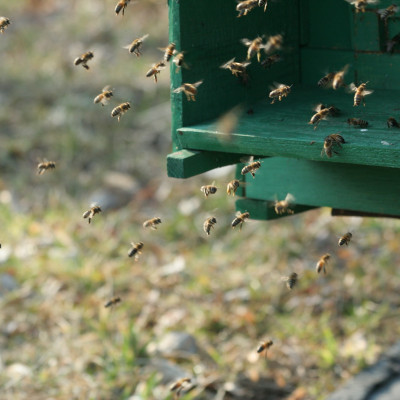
xmin=236 ymin=0 xmax=258 ymax=17
xmin=220 ymin=58 xmax=251 ymax=77
xmin=170 ymin=378 xmax=192 ymax=399
xmin=146 ymin=61 xmax=166 ymax=83
xmin=264 ymin=34 xmax=284 ymax=54
xmin=261 ymin=54 xmax=282 ymax=69
xmin=338 ymin=232 xmax=352 ymax=246
xmin=347 ymin=117 xmax=369 ymax=128
xmin=104 ymin=296 xmax=121 ymax=308
xmin=332 ymin=64 xmax=349 ymax=90
xmin=350 ymin=82 xmax=373 ymax=106
xmin=173 ymin=81 xmax=203 ymax=101
xmin=321 ymin=133 xmax=345 ymax=158
xmin=317 ymin=72 xmax=335 ymax=88
xmin=387 ymin=117 xmax=400 ymax=128
xmin=94 ymin=86 xmax=113 ymax=106
xmin=203 ymin=217 xmax=217 ymax=236
xmin=345 ymin=0 xmax=379 ymax=13
xmin=257 ymin=340 xmax=273 ymax=357
xmin=74 ymin=51 xmax=94 ymax=70
xmin=83 ymin=205 xmax=102 ymax=224
xmin=377 ymin=4 xmax=399 ymax=20
xmin=274 ymin=193 xmax=295 ymax=215
xmin=316 ymin=253 xmax=330 ymax=274
xmin=320 ymin=104 xmax=341 ymax=117
xmin=173 ymin=51 xmax=188 ymax=73
xmin=115 ymin=0 xmax=130 ymax=16
xmin=227 ymin=179 xmax=240 ymax=196
xmin=143 ymin=217 xmax=162 ymax=230
xmin=200 ymin=182 xmax=217 ymax=197
xmin=37 ymin=160 xmax=56 ymax=175
xmin=241 ymin=160 xmax=261 ymax=178
xmin=124 ymin=34 xmax=149 ymax=56
xmin=231 ymin=211 xmax=250 ymax=230
xmin=387 ymin=33 xmax=400 ymax=53
xmin=282 ymin=272 xmax=298 ymax=290
xmin=241 ymin=36 xmax=264 ymax=62
xmin=309 ymin=104 xmax=332 ymax=129
xmin=258 ymin=0 xmax=268 ymax=12
xmin=269 ymin=83 xmax=292 ymax=104
xmin=159 ymin=42 xmax=176 ymax=62
xmin=111 ymin=102 xmax=131 ymax=122
xmin=128 ymin=241 xmax=144 ymax=260
xmin=0 ymin=17 xmax=10 ymax=33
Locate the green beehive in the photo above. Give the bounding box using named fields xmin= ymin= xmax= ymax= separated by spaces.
xmin=167 ymin=0 xmax=400 ymax=220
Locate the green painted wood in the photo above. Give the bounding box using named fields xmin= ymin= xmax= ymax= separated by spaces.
xmin=353 ymin=10 xmax=381 ymax=51
xmin=242 ymin=157 xmax=400 ymax=216
xmin=166 ymin=149 xmax=244 ymax=178
xmin=235 ymin=198 xmax=317 ymax=221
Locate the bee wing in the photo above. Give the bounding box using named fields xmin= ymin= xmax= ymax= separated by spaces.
xmin=240 ymin=155 xmax=254 ymax=163
xmin=284 ymin=193 xmax=296 ymax=205
xmin=123 ymin=44 xmax=132 ymax=49
xmin=173 ymin=86 xmax=184 ymax=93
xmin=193 ymin=80 xmax=204 ymax=88
xmin=240 ymin=38 xmax=252 ymax=46
xmin=220 ymin=58 xmax=235 ymax=69
xmin=242 ymin=61 xmax=251 ymax=68
xmin=348 ymin=83 xmax=357 ymax=92
xmin=140 ymin=33 xmax=150 ymax=41
xmin=345 ymin=0 xmax=358 ymax=4
xmin=101 ymin=85 xmax=112 ymax=92
xmin=364 ymin=90 xmax=374 ymax=96
xmin=313 ymin=103 xmax=324 ymax=112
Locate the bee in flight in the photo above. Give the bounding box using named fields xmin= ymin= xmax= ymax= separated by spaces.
xmin=317 ymin=72 xmax=335 ymax=88
xmin=74 ymin=51 xmax=94 ymax=70
xmin=261 ymin=54 xmax=282 ymax=69
xmin=282 ymin=272 xmax=298 ymax=290
xmin=274 ymin=193 xmax=295 ymax=215
xmin=309 ymin=104 xmax=332 ymax=129
xmin=143 ymin=217 xmax=162 ymax=230
xmin=387 ymin=117 xmax=400 ymax=128
xmin=257 ymin=339 xmax=273 ymax=357
xmin=83 ymin=205 xmax=102 ymax=224
xmin=347 ymin=118 xmax=369 ymax=128
xmin=104 ymin=296 xmax=121 ymax=308
xmin=124 ymin=34 xmax=149 ymax=56
xmin=241 ymin=36 xmax=265 ymax=62
xmin=203 ymin=217 xmax=217 ymax=236
xmin=236 ymin=0 xmax=258 ymax=17
xmin=258 ymin=0 xmax=268 ymax=12
xmin=377 ymin=4 xmax=399 ymax=20
xmin=338 ymin=232 xmax=352 ymax=246
xmin=200 ymin=182 xmax=217 ymax=197
xmin=316 ymin=254 xmax=330 ymax=274
xmin=241 ymin=160 xmax=261 ymax=178
xmin=227 ymin=179 xmax=240 ymax=196
xmin=173 ymin=81 xmax=203 ymax=101
xmin=111 ymin=102 xmax=131 ymax=121
xmin=321 ymin=133 xmax=345 ymax=158
xmin=264 ymin=34 xmax=284 ymax=54
xmin=231 ymin=211 xmax=250 ymax=230
xmin=0 ymin=17 xmax=10 ymax=33
xmin=37 ymin=160 xmax=56 ymax=175
xmin=159 ymin=42 xmax=176 ymax=62
xmin=332 ymin=64 xmax=349 ymax=90
xmin=386 ymin=32 xmax=400 ymax=53
xmin=345 ymin=0 xmax=379 ymax=13
xmin=173 ymin=51 xmax=187 ymax=73
xmin=170 ymin=378 xmax=192 ymax=399
xmin=94 ymin=86 xmax=113 ymax=106
xmin=115 ymin=0 xmax=131 ymax=16
xmin=350 ymin=82 xmax=373 ymax=106
xmin=220 ymin=58 xmax=250 ymax=78
xmin=128 ymin=241 xmax=144 ymax=260
xmin=269 ymin=83 xmax=292 ymax=104
xmin=146 ymin=61 xmax=166 ymax=83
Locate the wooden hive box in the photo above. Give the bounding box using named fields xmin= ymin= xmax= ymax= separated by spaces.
xmin=166 ymin=0 xmax=400 ymax=220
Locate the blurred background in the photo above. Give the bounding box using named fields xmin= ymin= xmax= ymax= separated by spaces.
xmin=0 ymin=1 xmax=400 ymax=399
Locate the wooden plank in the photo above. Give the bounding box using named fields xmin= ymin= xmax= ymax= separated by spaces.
xmin=166 ymin=149 xmax=244 ymax=178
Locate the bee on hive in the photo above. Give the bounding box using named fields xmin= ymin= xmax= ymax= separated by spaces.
xmin=115 ymin=0 xmax=131 ymax=16
xmin=309 ymin=104 xmax=332 ymax=129
xmin=345 ymin=0 xmax=379 ymax=13
xmin=282 ymin=272 xmax=298 ymax=290
xmin=111 ymin=102 xmax=131 ymax=122
xmin=350 ymin=82 xmax=373 ymax=106
xmin=377 ymin=4 xmax=399 ymax=21
xmin=128 ymin=241 xmax=144 ymax=260
xmin=104 ymin=296 xmax=121 ymax=308
xmin=94 ymin=86 xmax=113 ymax=106
xmin=37 ymin=160 xmax=56 ymax=175
xmin=347 ymin=118 xmax=369 ymax=128
xmin=220 ymin=58 xmax=251 ymax=78
xmin=321 ymin=133 xmax=345 ymax=158
xmin=170 ymin=378 xmax=192 ymax=399
xmin=236 ymin=0 xmax=258 ymax=17
xmin=159 ymin=42 xmax=176 ymax=62
xmin=200 ymin=182 xmax=217 ymax=198
xmin=83 ymin=204 xmax=102 ymax=224
xmin=143 ymin=217 xmax=162 ymax=230
xmin=316 ymin=254 xmax=330 ymax=274
xmin=241 ymin=36 xmax=265 ymax=62
xmin=173 ymin=81 xmax=203 ymax=101
xmin=269 ymin=83 xmax=292 ymax=104
xmin=146 ymin=61 xmax=166 ymax=83
xmin=261 ymin=54 xmax=282 ymax=69
xmin=274 ymin=193 xmax=295 ymax=215
xmin=0 ymin=17 xmax=11 ymax=33
xmin=124 ymin=34 xmax=149 ymax=56
xmin=227 ymin=179 xmax=240 ymax=196
xmin=338 ymin=232 xmax=352 ymax=246
xmin=387 ymin=117 xmax=400 ymax=128
xmin=74 ymin=51 xmax=94 ymax=70
xmin=231 ymin=211 xmax=250 ymax=230
xmin=257 ymin=339 xmax=273 ymax=357
xmin=203 ymin=217 xmax=217 ymax=236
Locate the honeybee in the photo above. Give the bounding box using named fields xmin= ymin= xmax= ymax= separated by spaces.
xmin=309 ymin=104 xmax=332 ymax=129
xmin=387 ymin=117 xmax=400 ymax=128
xmin=282 ymin=272 xmax=298 ymax=290
xmin=200 ymin=183 xmax=217 ymax=197
xmin=387 ymin=33 xmax=400 ymax=53
xmin=83 ymin=205 xmax=102 ymax=224
xmin=258 ymin=0 xmax=268 ymax=12
xmin=274 ymin=193 xmax=295 ymax=215
xmin=111 ymin=102 xmax=131 ymax=121
xmin=236 ymin=0 xmax=258 ymax=17
xmin=345 ymin=0 xmax=378 ymax=13
xmin=231 ymin=211 xmax=250 ymax=230
xmin=347 ymin=118 xmax=369 ymax=128
xmin=350 ymin=82 xmax=373 ymax=106
xmin=269 ymin=83 xmax=292 ymax=104
xmin=203 ymin=217 xmax=217 ymax=235
xmin=160 ymin=42 xmax=176 ymax=62
xmin=104 ymin=296 xmax=121 ymax=308
xmin=321 ymin=133 xmax=345 ymax=158
xmin=320 ymin=104 xmax=341 ymax=117
xmin=173 ymin=52 xmax=187 ymax=73
xmin=377 ymin=4 xmax=399 ymax=20
xmin=257 ymin=340 xmax=273 ymax=357
xmin=220 ymin=58 xmax=251 ymax=77
xmin=316 ymin=253 xmax=330 ymax=274
xmin=241 ymin=36 xmax=264 ymax=62
xmin=261 ymin=54 xmax=282 ymax=69
xmin=0 ymin=17 xmax=10 ymax=33
xmin=338 ymin=232 xmax=352 ymax=246
xmin=128 ymin=241 xmax=144 ymax=260
xmin=264 ymin=34 xmax=284 ymax=54
xmin=94 ymin=86 xmax=113 ymax=106
xmin=317 ymin=72 xmax=335 ymax=88
xmin=332 ymin=64 xmax=349 ymax=90
xmin=227 ymin=179 xmax=240 ymax=196
xmin=143 ymin=217 xmax=162 ymax=230
xmin=170 ymin=378 xmax=191 ymax=399
xmin=37 ymin=160 xmax=56 ymax=175
xmin=74 ymin=51 xmax=94 ymax=70
xmin=115 ymin=0 xmax=130 ymax=16
xmin=124 ymin=34 xmax=149 ymax=56
xmin=146 ymin=61 xmax=166 ymax=83
xmin=173 ymin=81 xmax=203 ymax=101
xmin=241 ymin=160 xmax=261 ymax=178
